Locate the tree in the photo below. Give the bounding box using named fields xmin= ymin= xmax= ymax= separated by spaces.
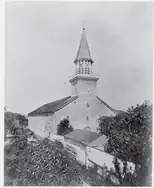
xmin=98 ymin=101 xmax=152 ymax=186
xmin=5 ymin=122 xmax=83 ymax=186
xmin=57 ymin=118 xmax=73 ymax=136
xmin=4 ymin=111 xmax=28 ymax=139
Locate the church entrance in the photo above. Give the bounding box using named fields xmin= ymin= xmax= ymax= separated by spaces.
xmin=84 ymin=126 xmax=91 ymax=131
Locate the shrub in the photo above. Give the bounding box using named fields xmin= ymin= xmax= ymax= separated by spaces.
xmin=4 ymin=123 xmax=83 ymax=186
xmin=57 ymin=118 xmax=73 ymax=136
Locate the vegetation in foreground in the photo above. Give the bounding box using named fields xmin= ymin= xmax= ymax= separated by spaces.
xmin=4 ymin=114 xmax=83 ymax=186
xmin=98 ymin=101 xmax=152 ymax=186
xmin=4 ymin=101 xmax=152 ymax=186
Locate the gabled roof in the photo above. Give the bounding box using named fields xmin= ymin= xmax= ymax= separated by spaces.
xmin=74 ymin=28 xmax=93 ymax=64
xmin=88 ymin=134 xmax=108 ymax=147
xmin=28 ymin=95 xmax=119 ymax=116
xmin=96 ymin=96 xmax=118 ymax=115
xmin=28 ymin=96 xmax=78 ymax=116
xmin=64 ymin=129 xmax=100 ymax=146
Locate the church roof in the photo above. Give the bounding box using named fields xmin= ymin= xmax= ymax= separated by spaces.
xmin=28 ymin=95 xmax=119 ymax=116
xmin=28 ymin=96 xmax=78 ymax=116
xmin=96 ymin=96 xmax=118 ymax=114
xmin=74 ymin=28 xmax=93 ymax=64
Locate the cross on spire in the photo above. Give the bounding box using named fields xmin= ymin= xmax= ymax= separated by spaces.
xmin=82 ymin=20 xmax=87 ymax=31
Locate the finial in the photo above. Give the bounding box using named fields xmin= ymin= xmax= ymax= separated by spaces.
xmin=82 ymin=20 xmax=86 ymax=32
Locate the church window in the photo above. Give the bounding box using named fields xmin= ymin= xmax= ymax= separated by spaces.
xmin=81 ymin=67 xmax=84 ymax=74
xmin=84 ymin=126 xmax=91 ymax=131
xmin=86 ymin=116 xmax=89 ymax=121
xmin=86 ymin=103 xmax=90 ymax=108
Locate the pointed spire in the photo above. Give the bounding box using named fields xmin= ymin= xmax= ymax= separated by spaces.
xmin=74 ymin=28 xmax=93 ymax=64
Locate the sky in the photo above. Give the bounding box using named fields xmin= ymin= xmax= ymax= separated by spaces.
xmin=5 ymin=2 xmax=153 ymax=115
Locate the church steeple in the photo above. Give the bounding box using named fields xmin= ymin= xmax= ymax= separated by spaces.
xmin=69 ymin=28 xmax=99 ymax=96
xmin=73 ymin=28 xmax=94 ymax=76
xmin=74 ymin=28 xmax=93 ymax=64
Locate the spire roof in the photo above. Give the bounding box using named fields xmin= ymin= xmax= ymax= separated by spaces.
xmin=74 ymin=28 xmax=93 ymax=64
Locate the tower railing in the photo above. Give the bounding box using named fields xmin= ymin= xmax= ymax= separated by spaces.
xmin=69 ymin=72 xmax=100 ymax=81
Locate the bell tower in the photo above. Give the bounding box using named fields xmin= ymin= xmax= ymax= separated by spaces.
xmin=69 ymin=28 xmax=99 ymax=96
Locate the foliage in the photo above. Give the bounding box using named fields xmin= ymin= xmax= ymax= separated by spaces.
xmin=98 ymin=101 xmax=152 ymax=186
xmin=4 ymin=111 xmax=28 ymax=139
xmin=57 ymin=118 xmax=73 ymax=136
xmin=4 ymin=122 xmax=83 ymax=186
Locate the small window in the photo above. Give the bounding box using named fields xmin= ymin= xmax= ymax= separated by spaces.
xmin=86 ymin=116 xmax=89 ymax=121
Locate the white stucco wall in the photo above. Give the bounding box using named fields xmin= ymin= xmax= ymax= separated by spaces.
xmin=55 ymin=93 xmax=115 ymax=132
xmin=28 ymin=116 xmax=45 ymax=137
xmin=28 ymin=114 xmax=55 ymax=137
xmin=87 ymin=147 xmax=135 ymax=174
xmin=65 ymin=141 xmax=86 ymax=164
xmin=28 ymin=93 xmax=115 ymax=136
xmin=74 ymin=79 xmax=97 ymax=96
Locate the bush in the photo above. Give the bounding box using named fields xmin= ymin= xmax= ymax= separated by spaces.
xmin=57 ymin=118 xmax=73 ymax=136
xmin=4 ymin=123 xmax=83 ymax=186
xmin=98 ymin=101 xmax=152 ymax=186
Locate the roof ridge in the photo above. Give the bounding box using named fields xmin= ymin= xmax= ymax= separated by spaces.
xmin=52 ymin=95 xmax=79 ymax=112
xmin=28 ymin=96 xmax=71 ymax=115
xmin=96 ymin=96 xmax=117 ymax=114
xmin=47 ymin=96 xmax=71 ymax=112
xmin=28 ymin=96 xmax=78 ymax=116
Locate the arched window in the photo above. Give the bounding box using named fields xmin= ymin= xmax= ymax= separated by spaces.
xmin=84 ymin=126 xmax=91 ymax=131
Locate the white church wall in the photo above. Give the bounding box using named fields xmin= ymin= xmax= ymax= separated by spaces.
xmin=28 ymin=112 xmax=57 ymax=136
xmin=28 ymin=116 xmax=46 ymax=137
xmin=28 ymin=93 xmax=116 ymax=137
xmin=55 ymin=94 xmax=115 ymax=132
xmin=44 ymin=115 xmax=55 ymax=136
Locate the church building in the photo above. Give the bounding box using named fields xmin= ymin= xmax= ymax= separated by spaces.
xmin=28 ymin=28 xmax=119 ymax=137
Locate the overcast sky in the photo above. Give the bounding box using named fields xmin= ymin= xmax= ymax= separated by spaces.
xmin=5 ymin=2 xmax=153 ymax=115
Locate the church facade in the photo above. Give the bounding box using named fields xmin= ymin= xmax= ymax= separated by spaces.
xmin=28 ymin=28 xmax=119 ymax=137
